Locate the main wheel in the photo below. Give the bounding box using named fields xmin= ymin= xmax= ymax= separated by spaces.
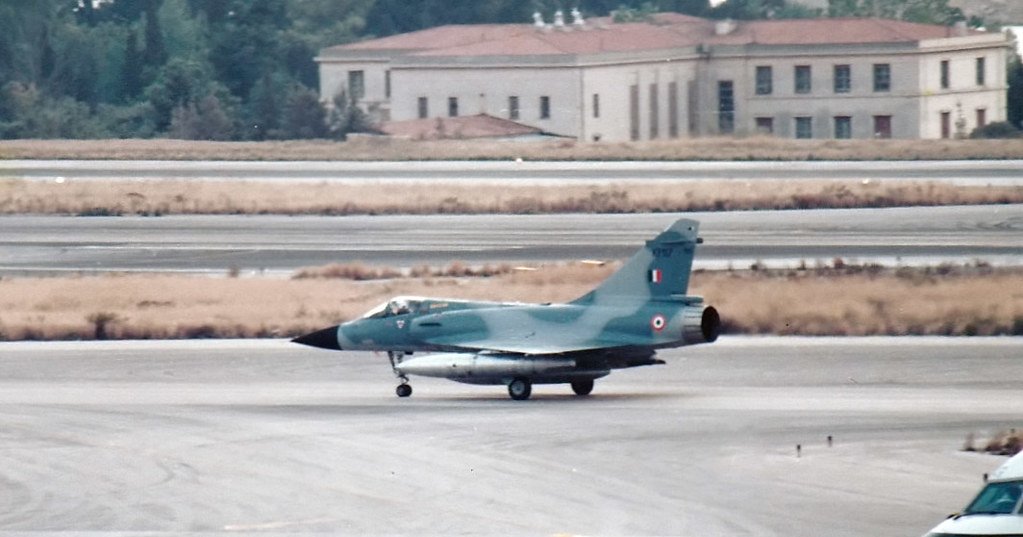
xmin=570 ymin=379 xmax=594 ymax=396
xmin=507 ymin=378 xmax=532 ymax=401
xmin=395 ymin=384 xmax=413 ymax=398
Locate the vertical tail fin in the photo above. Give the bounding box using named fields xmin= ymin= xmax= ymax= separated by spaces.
xmin=572 ymin=218 xmax=700 ymax=304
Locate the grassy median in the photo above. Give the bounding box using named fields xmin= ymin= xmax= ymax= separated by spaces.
xmin=3 ymin=178 xmax=1022 ymax=215
xmin=2 ymin=137 xmax=1023 ymax=161
xmin=1 ymin=262 xmax=1020 ymax=341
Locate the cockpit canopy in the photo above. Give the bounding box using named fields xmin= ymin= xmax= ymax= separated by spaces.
xmin=360 ymin=297 xmax=423 ymax=319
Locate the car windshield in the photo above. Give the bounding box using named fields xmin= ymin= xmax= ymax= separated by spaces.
xmin=963 ymin=481 xmax=1023 ymax=515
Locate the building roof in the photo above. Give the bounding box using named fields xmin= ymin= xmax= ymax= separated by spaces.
xmin=320 ymin=15 xmax=992 ymax=61
xmin=727 ymin=18 xmax=978 ymax=45
xmin=378 ymin=114 xmax=547 ymax=140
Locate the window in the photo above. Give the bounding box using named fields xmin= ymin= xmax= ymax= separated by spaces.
xmin=447 ymin=97 xmax=458 ymax=117
xmin=977 ymin=57 xmax=986 ymax=86
xmin=834 ymin=65 xmax=850 ymax=93
xmin=592 ymin=93 xmax=599 ymax=119
xmin=940 ymin=111 xmax=951 ymax=138
xmin=348 ymin=70 xmax=365 ymax=100
xmin=755 ymin=117 xmax=773 ymax=134
xmin=795 ymin=65 xmax=811 ymax=94
xmin=873 ymin=63 xmax=890 ymax=92
xmin=873 ymin=115 xmax=892 ymax=139
xmin=718 ymin=81 xmax=734 ymax=134
xmin=977 ymin=108 xmax=987 ymax=129
xmin=629 ymin=85 xmax=639 ymax=141
xmin=755 ymin=66 xmax=773 ymax=95
xmin=508 ymin=96 xmax=519 ymax=120
xmin=539 ymin=96 xmax=550 ymax=119
xmin=417 ymin=97 xmax=428 ymax=119
xmin=649 ymin=83 xmax=659 ymax=139
xmin=834 ymin=116 xmax=852 ymax=139
xmin=940 ymin=60 xmax=950 ymax=89
xmin=385 ymin=70 xmax=391 ymax=98
xmin=795 ymin=117 xmax=812 ymax=139
xmin=668 ymin=82 xmax=679 ymax=138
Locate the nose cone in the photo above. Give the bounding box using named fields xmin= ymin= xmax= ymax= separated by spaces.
xmin=292 ymin=325 xmax=342 ymax=351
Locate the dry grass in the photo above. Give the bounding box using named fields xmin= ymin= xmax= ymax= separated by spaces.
xmin=3 ymin=178 xmax=1021 ymax=215
xmin=1 ymin=263 xmax=1021 ymax=341
xmin=964 ymin=429 xmax=1023 ymax=456
xmin=3 ymin=137 xmax=1023 ymax=161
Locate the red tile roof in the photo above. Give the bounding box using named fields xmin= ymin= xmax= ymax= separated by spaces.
xmin=322 ymin=16 xmax=991 ymax=59
xmin=719 ymin=18 xmax=975 ymax=45
xmin=379 ymin=114 xmax=546 ymax=140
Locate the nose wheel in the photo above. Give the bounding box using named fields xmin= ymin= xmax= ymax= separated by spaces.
xmin=395 ymin=383 xmax=412 ymax=398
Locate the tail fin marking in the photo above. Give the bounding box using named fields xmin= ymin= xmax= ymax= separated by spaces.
xmin=571 ymin=218 xmax=700 ymax=304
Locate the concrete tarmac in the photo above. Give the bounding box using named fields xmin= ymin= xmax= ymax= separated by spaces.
xmin=1 ymin=337 xmax=1020 ymax=535
xmin=2 ymin=205 xmax=1021 ymax=275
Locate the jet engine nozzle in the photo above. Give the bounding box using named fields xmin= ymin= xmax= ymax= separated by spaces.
xmin=681 ymin=305 xmax=720 ymax=344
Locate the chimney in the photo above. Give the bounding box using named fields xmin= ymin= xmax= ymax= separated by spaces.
xmin=571 ymin=7 xmax=585 ymax=27
xmin=715 ymin=19 xmax=736 ymax=36
xmin=953 ymin=20 xmax=968 ymax=37
xmin=553 ymin=10 xmax=565 ymax=28
xmin=532 ymin=11 xmax=545 ymax=28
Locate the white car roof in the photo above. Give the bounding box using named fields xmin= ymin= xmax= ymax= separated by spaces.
xmin=991 ymin=451 xmax=1023 ymax=481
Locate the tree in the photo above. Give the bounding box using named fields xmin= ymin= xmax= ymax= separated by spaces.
xmin=247 ymin=73 xmax=284 ymax=140
xmin=168 ymin=94 xmax=234 ymax=140
xmin=1009 ymin=44 xmax=1023 ymax=129
xmin=142 ymin=0 xmax=168 ymax=70
xmin=144 ymin=58 xmax=221 ymax=130
xmin=827 ymin=0 xmax=963 ymax=25
xmin=122 ymin=28 xmax=143 ymax=101
xmin=326 ymin=90 xmax=370 ymax=140
xmin=709 ymin=0 xmax=790 ymax=20
xmin=282 ymin=85 xmax=328 ymax=139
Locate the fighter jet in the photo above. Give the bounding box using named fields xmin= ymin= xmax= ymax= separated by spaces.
xmin=293 ymin=218 xmax=720 ymax=400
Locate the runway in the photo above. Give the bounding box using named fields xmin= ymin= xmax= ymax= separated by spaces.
xmin=1 ymin=337 xmax=1020 ymax=535
xmin=2 ymin=205 xmax=1021 ymax=275
xmin=4 ymin=159 xmax=1023 ymax=185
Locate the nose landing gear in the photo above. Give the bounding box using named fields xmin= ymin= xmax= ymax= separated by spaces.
xmin=388 ymin=350 xmax=413 ymax=398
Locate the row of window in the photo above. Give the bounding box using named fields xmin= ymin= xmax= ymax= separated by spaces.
xmin=940 ymin=57 xmax=986 ymax=89
xmin=754 ymin=57 xmax=986 ymax=98
xmin=625 ymin=83 xmax=682 ymax=141
xmin=753 ymin=108 xmax=988 ymax=139
xmin=755 ymin=64 xmax=890 ymax=95
xmin=752 ymin=115 xmax=892 ymax=139
xmin=415 ymin=95 xmax=552 ymax=120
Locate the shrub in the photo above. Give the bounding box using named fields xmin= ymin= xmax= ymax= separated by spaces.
xmin=970 ymin=121 xmax=1022 ymax=139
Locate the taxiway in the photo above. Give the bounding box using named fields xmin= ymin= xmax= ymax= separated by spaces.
xmin=2 ymin=205 xmax=1021 ymax=275
xmin=1 ymin=337 xmax=1020 ymax=535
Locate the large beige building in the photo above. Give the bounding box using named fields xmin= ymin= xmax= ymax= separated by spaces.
xmin=316 ymin=13 xmax=1010 ymax=141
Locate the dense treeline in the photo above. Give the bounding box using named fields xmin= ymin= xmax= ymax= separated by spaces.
xmin=0 ymin=0 xmax=1018 ymax=140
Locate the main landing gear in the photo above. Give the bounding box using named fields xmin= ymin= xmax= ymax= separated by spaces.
xmin=507 ymin=377 xmax=532 ymax=401
xmin=388 ymin=351 xmax=412 ymax=398
xmin=570 ymin=379 xmax=594 ymax=396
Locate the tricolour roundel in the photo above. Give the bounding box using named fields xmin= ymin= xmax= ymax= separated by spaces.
xmin=650 ymin=314 xmax=667 ymax=332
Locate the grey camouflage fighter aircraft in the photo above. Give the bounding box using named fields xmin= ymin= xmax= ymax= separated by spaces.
xmin=293 ymin=218 xmax=720 ymax=400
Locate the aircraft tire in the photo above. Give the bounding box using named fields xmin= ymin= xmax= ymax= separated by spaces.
xmin=570 ymin=379 xmax=594 ymax=396
xmin=507 ymin=378 xmax=532 ymax=401
xmin=395 ymin=384 xmax=413 ymax=398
